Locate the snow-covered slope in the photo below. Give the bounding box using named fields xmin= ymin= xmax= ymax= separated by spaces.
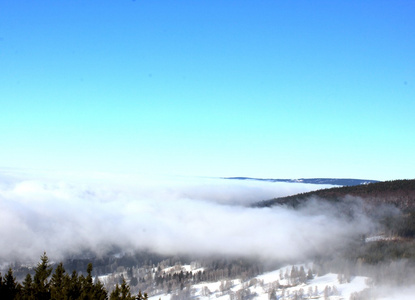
xmin=147 ymin=264 xmax=369 ymax=300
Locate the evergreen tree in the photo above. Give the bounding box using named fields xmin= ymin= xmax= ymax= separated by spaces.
xmin=67 ymin=270 xmax=82 ymax=299
xmin=0 ymin=272 xmax=3 ymax=298
xmin=80 ymin=263 xmax=94 ymax=300
xmin=137 ymin=290 xmax=149 ymax=300
xmin=33 ymin=252 xmax=53 ymax=300
xmin=268 ymin=288 xmax=277 ymax=300
xmin=91 ymin=278 xmax=108 ymax=300
xmin=109 ymin=277 xmax=135 ymax=300
xmin=18 ymin=273 xmax=35 ymax=300
xmin=110 ymin=284 xmax=121 ymax=300
xmin=50 ymin=262 xmax=66 ymax=300
xmin=299 ymin=266 xmax=307 ymax=283
xmin=3 ymin=268 xmax=21 ymax=299
xmin=307 ymin=268 xmax=314 ymax=280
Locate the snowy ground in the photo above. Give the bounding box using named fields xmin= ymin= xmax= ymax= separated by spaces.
xmin=148 ymin=264 xmax=370 ymax=300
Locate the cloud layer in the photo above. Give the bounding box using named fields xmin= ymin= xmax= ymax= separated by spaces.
xmin=0 ymin=170 xmax=373 ymax=264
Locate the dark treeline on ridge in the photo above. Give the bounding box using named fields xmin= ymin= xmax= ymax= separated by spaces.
xmin=224 ymin=177 xmax=379 ymax=186
xmin=254 ymin=179 xmax=415 ymax=240
xmin=255 ymin=179 xmax=415 ymax=211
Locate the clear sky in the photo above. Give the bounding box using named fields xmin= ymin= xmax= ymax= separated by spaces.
xmin=1 ymin=0 xmax=414 ymax=181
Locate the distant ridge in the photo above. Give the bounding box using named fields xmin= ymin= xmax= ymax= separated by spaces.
xmin=222 ymin=177 xmax=379 ymax=186
xmin=254 ymin=179 xmax=415 ymax=211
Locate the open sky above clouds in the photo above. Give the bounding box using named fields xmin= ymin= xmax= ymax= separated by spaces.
xmin=0 ymin=1 xmax=414 ymax=180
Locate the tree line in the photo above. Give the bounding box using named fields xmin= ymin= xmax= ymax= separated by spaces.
xmin=257 ymin=179 xmax=415 ymax=211
xmin=0 ymin=252 xmax=148 ymax=300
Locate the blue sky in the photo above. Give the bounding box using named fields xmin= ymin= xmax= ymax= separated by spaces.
xmin=1 ymin=0 xmax=414 ymax=180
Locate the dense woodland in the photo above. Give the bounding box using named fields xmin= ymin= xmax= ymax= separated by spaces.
xmin=256 ymin=179 xmax=415 ymax=211
xmin=256 ymin=179 xmax=415 ymax=263
xmin=0 ymin=253 xmax=147 ymax=300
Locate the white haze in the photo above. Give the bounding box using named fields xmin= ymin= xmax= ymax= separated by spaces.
xmin=0 ymin=170 xmax=374 ymax=264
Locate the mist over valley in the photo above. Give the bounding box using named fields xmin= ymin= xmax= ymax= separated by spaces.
xmin=2 ymin=171 xmax=415 ymax=299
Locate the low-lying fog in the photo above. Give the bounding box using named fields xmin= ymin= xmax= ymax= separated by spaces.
xmin=0 ymin=170 xmax=372 ymax=264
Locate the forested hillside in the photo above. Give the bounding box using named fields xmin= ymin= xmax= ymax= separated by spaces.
xmin=256 ymin=179 xmax=415 ymax=211
xmin=254 ymin=179 xmax=415 ymax=278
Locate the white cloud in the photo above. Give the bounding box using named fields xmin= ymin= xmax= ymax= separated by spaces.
xmin=0 ymin=170 xmax=371 ymax=264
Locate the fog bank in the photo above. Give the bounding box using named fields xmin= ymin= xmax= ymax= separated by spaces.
xmin=0 ymin=170 xmax=372 ymax=264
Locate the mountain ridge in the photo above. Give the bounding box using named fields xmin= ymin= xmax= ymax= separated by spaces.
xmin=223 ymin=177 xmax=379 ymax=186
xmin=254 ymin=179 xmax=415 ymax=211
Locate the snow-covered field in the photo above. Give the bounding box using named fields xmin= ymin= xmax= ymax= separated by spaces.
xmin=147 ymin=264 xmax=370 ymax=300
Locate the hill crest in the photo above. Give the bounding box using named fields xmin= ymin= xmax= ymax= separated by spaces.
xmin=223 ymin=177 xmax=379 ymax=186
xmin=254 ymin=179 xmax=415 ymax=211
